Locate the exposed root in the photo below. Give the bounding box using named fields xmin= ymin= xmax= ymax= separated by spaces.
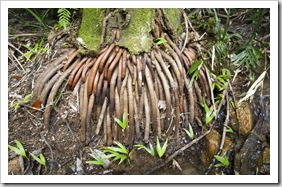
xmin=34 ymin=12 xmax=215 ymax=148
xmin=43 ymin=60 xmax=78 ymax=129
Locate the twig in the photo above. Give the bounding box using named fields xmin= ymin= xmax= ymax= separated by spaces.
xmin=8 ymin=42 xmax=33 ymax=64
xmin=146 ymin=126 xmax=213 ymax=174
xmin=238 ymin=71 xmax=266 ymax=104
xmin=40 ymin=131 xmax=54 ymax=161
xmin=205 ymin=65 xmax=216 ymax=118
xmin=8 ymin=51 xmax=26 ymax=72
xmin=64 ymin=119 xmax=76 ymax=140
xmin=211 ymin=46 xmax=215 ymax=71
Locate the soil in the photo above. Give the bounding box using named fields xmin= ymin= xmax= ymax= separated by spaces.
xmin=7 ymin=8 xmax=270 ymax=175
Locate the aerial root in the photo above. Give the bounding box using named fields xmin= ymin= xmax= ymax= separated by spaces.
xmin=36 ymin=31 xmax=214 ymax=146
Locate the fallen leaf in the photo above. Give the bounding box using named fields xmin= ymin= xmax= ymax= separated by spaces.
xmin=30 ymin=100 xmax=41 ymax=113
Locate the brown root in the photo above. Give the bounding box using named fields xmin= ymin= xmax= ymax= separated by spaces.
xmin=44 ymin=60 xmax=78 ymax=129
xmin=127 ymin=73 xmax=134 ymax=149
xmin=39 ymin=71 xmax=62 ymax=106
xmin=99 ymin=43 xmax=115 ymax=73
xmin=63 ymin=50 xmax=78 ymax=72
xmin=143 ymin=86 xmax=151 ymax=143
xmin=95 ymin=97 xmax=108 ymax=135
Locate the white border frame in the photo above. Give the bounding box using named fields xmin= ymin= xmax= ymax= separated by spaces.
xmin=1 ymin=1 xmax=278 ymax=183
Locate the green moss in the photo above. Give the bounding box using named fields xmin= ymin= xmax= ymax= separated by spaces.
xmin=117 ymin=9 xmax=154 ymax=55
xmin=162 ymin=9 xmax=183 ymax=37
xmin=78 ymin=8 xmax=105 ymax=54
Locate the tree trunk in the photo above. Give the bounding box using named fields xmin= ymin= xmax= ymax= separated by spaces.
xmin=77 ymin=8 xmax=183 ymax=55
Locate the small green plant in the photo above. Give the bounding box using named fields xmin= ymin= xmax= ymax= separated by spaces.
xmin=22 ymin=37 xmax=49 ymax=62
xmin=114 ymin=113 xmax=127 ymax=131
xmin=9 ymin=93 xmax=33 ymax=111
xmin=58 ymin=8 xmax=72 ymax=30
xmin=86 ymin=153 xmax=108 ymax=168
xmin=8 ymin=140 xmax=27 ymax=158
xmin=102 ymin=141 xmax=128 ymax=165
xmin=187 ymin=59 xmax=203 ymax=88
xmin=156 ymin=137 xmax=168 ymax=158
xmin=154 ymin=37 xmax=167 ymax=46
xmin=212 ymin=68 xmax=232 ymax=91
xmin=183 ymin=123 xmax=194 ymax=140
xmin=29 ymin=152 xmax=46 ymax=167
xmin=200 ymin=100 xmax=215 ymax=124
xmin=134 ymin=143 xmax=155 ymax=156
xmin=214 ymin=155 xmax=230 ymax=168
xmin=224 ymin=125 xmax=234 ymax=133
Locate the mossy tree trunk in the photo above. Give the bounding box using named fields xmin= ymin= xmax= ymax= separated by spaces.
xmin=78 ymin=8 xmax=183 ymax=55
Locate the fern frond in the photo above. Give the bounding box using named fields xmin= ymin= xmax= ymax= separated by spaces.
xmin=58 ymin=8 xmax=71 ymax=30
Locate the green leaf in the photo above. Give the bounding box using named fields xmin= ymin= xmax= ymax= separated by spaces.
xmin=183 ymin=123 xmax=194 ymax=140
xmin=134 ymin=144 xmax=155 ymax=156
xmin=188 ymin=69 xmax=199 ymax=88
xmin=200 ymin=100 xmax=215 ymax=124
xmin=23 ymin=93 xmax=33 ymax=103
xmin=114 ymin=114 xmax=127 ymax=130
xmin=8 ymin=145 xmax=22 ymax=157
xmin=15 ymin=140 xmax=26 ymax=157
xmin=154 ymin=37 xmax=167 ymax=46
xmin=156 ymin=137 xmax=168 ymax=158
xmin=225 ymin=125 xmax=234 ymax=133
xmin=30 ymin=152 xmax=46 ymax=167
xmin=24 ymin=8 xmax=48 ymax=29
xmin=86 ymin=153 xmax=107 ymax=168
xmin=39 ymin=153 xmax=46 ymax=166
xmin=114 ymin=141 xmax=128 ymax=154
xmin=8 ymin=140 xmax=26 ymax=158
xmin=122 ymin=113 xmax=127 ymax=124
xmin=58 ymin=8 xmax=71 ymax=30
xmin=214 ymin=155 xmax=230 ymax=167
xmin=188 ymin=60 xmax=202 ymax=75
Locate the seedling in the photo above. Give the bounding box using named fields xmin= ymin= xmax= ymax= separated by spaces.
xmin=154 ymin=37 xmax=167 ymax=46
xmin=134 ymin=143 xmax=155 ymax=156
xmin=9 ymin=93 xmax=32 ymax=111
xmin=183 ymin=123 xmax=194 ymax=140
xmin=102 ymin=141 xmax=128 ymax=165
xmin=86 ymin=153 xmax=108 ymax=168
xmin=200 ymin=100 xmax=215 ymax=124
xmin=224 ymin=125 xmax=234 ymax=133
xmin=29 ymin=153 xmax=46 ymax=167
xmin=156 ymin=137 xmax=168 ymax=158
xmin=8 ymin=140 xmax=27 ymax=158
xmin=22 ymin=37 xmax=49 ymax=62
xmin=214 ymin=155 xmax=230 ymax=168
xmin=187 ymin=60 xmax=203 ymax=88
xmin=114 ymin=113 xmax=127 ymax=131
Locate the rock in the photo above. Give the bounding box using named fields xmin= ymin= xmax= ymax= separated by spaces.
xmin=201 ymin=129 xmax=220 ymax=166
xmin=234 ymin=115 xmax=270 ymax=174
xmin=223 ymin=136 xmax=234 ymax=152
xmin=8 ymin=157 xmax=21 ymax=175
xmin=230 ymin=101 xmax=253 ymax=137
